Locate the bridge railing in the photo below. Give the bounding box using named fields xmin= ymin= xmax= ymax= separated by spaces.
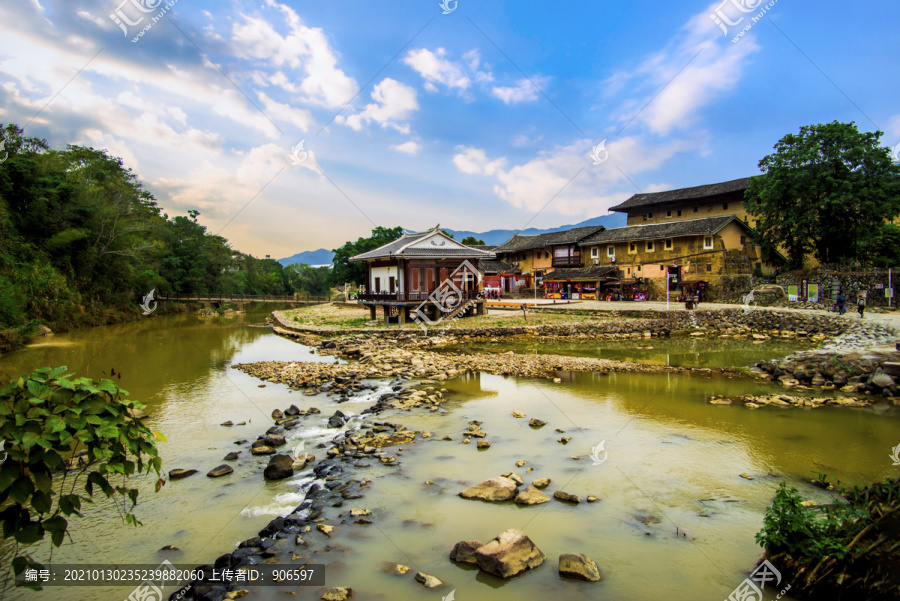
xmin=158 ymin=294 xmax=330 ymax=303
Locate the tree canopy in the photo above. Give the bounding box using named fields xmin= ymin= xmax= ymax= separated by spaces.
xmin=330 ymin=226 xmax=404 ymax=286
xmin=0 ymin=123 xmax=303 ymax=345
xmin=461 ymin=236 xmax=486 ymax=245
xmin=744 ymin=121 xmax=900 ymax=268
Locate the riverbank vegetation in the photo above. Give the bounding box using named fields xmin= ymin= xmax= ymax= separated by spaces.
xmin=0 ymin=124 xmax=329 ymax=352
xmin=756 ymin=477 xmax=900 ymax=600
xmin=0 ymin=367 xmax=163 ymax=585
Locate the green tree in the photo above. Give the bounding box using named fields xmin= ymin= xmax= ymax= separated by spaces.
xmin=461 ymin=236 xmax=486 ymax=245
xmin=744 ymin=121 xmax=900 ymax=268
xmin=330 ymin=226 xmax=404 ymax=286
xmin=285 ymin=264 xmax=331 ymax=296
xmin=0 ymin=367 xmax=163 ymax=581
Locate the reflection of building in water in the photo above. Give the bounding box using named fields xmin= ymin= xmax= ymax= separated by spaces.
xmin=440 ymin=371 xmax=499 ymax=399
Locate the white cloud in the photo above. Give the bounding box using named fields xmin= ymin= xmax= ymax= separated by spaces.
xmin=491 ymin=78 xmax=545 ymax=104
xmin=403 ymin=48 xmax=470 ymax=91
xmin=390 ymin=140 xmax=422 ymax=155
xmin=606 ymin=2 xmax=760 ymax=135
xmin=453 ymin=137 xmax=698 ymax=216
xmin=339 ymin=78 xmax=418 ymax=134
xmin=229 ymin=2 xmax=357 ymax=109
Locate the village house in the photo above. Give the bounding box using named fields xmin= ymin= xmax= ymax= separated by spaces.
xmin=608 ymin=176 xmax=778 ymax=275
xmin=351 ymin=225 xmax=493 ymax=325
xmin=579 ymin=215 xmax=757 ymax=301
xmin=492 ymin=226 xmax=605 ymax=292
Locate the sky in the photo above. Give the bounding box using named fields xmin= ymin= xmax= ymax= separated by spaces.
xmin=1 ymin=0 xmax=898 ymax=258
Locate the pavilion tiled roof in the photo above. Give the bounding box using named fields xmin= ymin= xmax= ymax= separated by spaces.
xmin=609 ymin=177 xmax=751 ymax=212
xmin=494 ymin=226 xmax=606 ymax=253
xmin=579 ymin=215 xmax=747 ymax=245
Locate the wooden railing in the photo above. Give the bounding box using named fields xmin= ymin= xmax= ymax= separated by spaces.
xmin=357 ymin=290 xmax=482 ymax=303
xmin=158 ymin=294 xmax=330 ymax=303
xmin=551 ymin=255 xmax=582 ymax=267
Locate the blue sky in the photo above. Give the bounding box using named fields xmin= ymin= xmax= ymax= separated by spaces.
xmin=1 ymin=0 xmax=898 ymax=257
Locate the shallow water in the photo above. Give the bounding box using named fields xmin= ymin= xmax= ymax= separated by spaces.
xmin=439 ymin=336 xmax=818 ymax=368
xmin=0 ymin=312 xmax=895 ymax=600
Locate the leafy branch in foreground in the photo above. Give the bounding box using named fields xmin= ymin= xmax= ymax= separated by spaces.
xmin=0 ymin=366 xmax=165 ymax=584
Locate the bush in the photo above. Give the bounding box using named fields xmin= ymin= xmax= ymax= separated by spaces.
xmin=0 ymin=367 xmax=164 ymax=585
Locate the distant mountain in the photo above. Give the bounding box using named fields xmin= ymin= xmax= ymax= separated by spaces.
xmin=278 ymin=213 xmax=627 ymax=265
xmin=278 ymin=248 xmax=335 ymax=267
xmin=442 ymin=213 xmax=626 ymax=246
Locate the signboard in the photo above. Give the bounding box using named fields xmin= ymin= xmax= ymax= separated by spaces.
xmin=876 ymin=283 xmax=884 ymax=290
xmin=808 ymin=284 xmax=819 ymax=303
xmin=787 ymin=285 xmax=799 ymax=302
xmin=800 ymin=279 xmax=808 ymax=299
xmin=886 ymin=288 xmax=894 ymax=298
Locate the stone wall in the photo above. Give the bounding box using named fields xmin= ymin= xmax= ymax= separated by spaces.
xmin=776 ymin=266 xmax=899 ymax=307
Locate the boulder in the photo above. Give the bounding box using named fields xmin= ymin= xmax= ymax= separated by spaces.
xmin=514 ymin=485 xmax=551 ymax=506
xmin=558 ymin=553 xmax=603 ymax=582
xmin=328 ymin=411 xmax=348 ymax=428
xmin=553 ymin=491 xmax=581 ymax=504
xmin=474 ymin=529 xmax=546 ymax=578
xmin=459 ymin=477 xmax=518 ymax=502
xmin=449 ymin=540 xmax=483 ymax=564
xmin=264 ymin=434 xmax=286 ymax=447
xmin=169 ymin=469 xmax=198 ymax=480
xmin=532 ymin=478 xmax=551 ymax=489
xmin=251 ymin=446 xmax=276 ymax=456
xmin=414 ymin=572 xmax=442 ymax=588
xmin=869 ymin=368 xmax=895 ymax=389
xmin=284 ymin=405 xmax=300 ymax=416
xmin=511 ymin=411 xmax=526 ymax=418
xmin=207 ymin=465 xmax=233 ymax=478
xmin=321 ymin=587 xmax=351 ymax=601
xmin=476 ymin=440 xmax=491 ymax=449
xmin=528 ymin=418 xmax=547 ymax=428
xmin=263 ymin=454 xmax=294 ymax=480
xmin=223 ymin=452 xmax=240 ymax=461
xmin=272 ymin=409 xmax=283 ymax=419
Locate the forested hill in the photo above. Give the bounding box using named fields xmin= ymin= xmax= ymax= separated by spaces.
xmin=0 ymin=124 xmax=327 ymax=350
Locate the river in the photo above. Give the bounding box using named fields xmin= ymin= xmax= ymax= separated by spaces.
xmin=0 ymin=308 xmax=896 ymax=601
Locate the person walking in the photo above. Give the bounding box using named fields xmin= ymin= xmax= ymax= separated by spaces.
xmin=856 ymin=290 xmax=867 ymax=318
xmin=836 ymin=292 xmax=846 ymax=315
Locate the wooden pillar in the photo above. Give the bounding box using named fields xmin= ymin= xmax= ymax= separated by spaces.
xmin=398 ymin=307 xmax=405 ymax=325
xmin=383 ymin=305 xmax=390 ymax=328
xmin=369 ymin=305 xmax=377 ymax=320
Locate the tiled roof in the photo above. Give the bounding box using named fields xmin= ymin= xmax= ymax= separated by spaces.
xmin=579 ymin=215 xmax=747 ymax=245
xmin=543 ymin=266 xmax=619 ymax=281
xmin=478 ymin=258 xmax=517 ymax=274
xmin=351 ymin=226 xmax=495 ymax=261
xmin=495 ymin=226 xmax=605 ymax=253
xmin=609 ymin=177 xmax=751 ymax=212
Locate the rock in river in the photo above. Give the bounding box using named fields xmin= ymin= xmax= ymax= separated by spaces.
xmin=474 ymin=529 xmax=546 ymax=578
xmin=514 ymin=485 xmax=551 ymax=506
xmin=414 ymin=572 xmax=443 ymax=588
xmin=251 ymin=445 xmax=276 ymax=456
xmin=263 ymin=454 xmax=294 ymax=480
xmin=169 ymin=469 xmax=198 ymax=480
xmin=449 ymin=540 xmax=483 ymax=564
xmin=459 ymin=477 xmax=518 ymax=502
xmin=553 ymin=491 xmax=581 ymax=504
xmin=528 ymin=418 xmax=547 ymax=428
xmin=532 ymin=478 xmax=551 ymax=489
xmin=207 ymin=465 xmax=233 ymax=478
xmin=558 ymin=553 xmax=602 ymax=582
xmin=223 ymin=452 xmax=240 ymax=461
xmin=321 ymin=587 xmax=352 ymax=601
